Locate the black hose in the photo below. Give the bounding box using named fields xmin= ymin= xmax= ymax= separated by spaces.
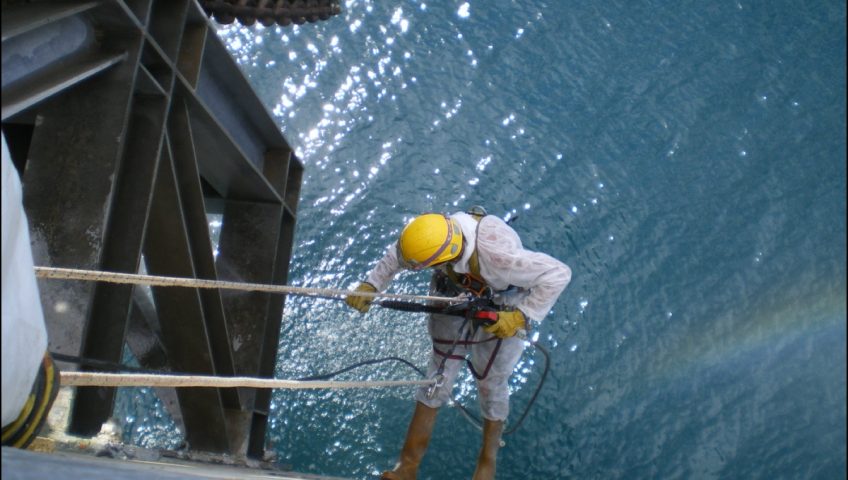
xmin=505 ymin=342 xmax=549 ymax=435
xmin=376 ymin=300 xmax=448 ymax=314
xmin=298 ymin=356 xmax=425 ymax=381
xmin=50 ymin=352 xmax=165 ymax=374
xmin=449 ymin=340 xmax=549 ymax=436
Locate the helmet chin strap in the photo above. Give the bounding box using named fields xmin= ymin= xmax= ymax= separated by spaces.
xmin=455 ymin=237 xmax=467 ymax=263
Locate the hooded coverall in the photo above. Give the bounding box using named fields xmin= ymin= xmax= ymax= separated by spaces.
xmin=364 ymin=212 xmax=572 ymax=421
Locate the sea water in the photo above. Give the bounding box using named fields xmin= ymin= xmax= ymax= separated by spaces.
xmin=117 ymin=1 xmax=846 ymax=478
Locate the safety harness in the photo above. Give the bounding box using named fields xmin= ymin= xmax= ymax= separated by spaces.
xmin=427 ymin=212 xmax=506 ymax=392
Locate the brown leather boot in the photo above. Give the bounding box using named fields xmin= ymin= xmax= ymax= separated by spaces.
xmin=471 ymin=419 xmax=504 ymax=480
xmin=381 ymin=402 xmax=439 ymax=480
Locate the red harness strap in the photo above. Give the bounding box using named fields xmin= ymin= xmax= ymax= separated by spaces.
xmin=432 ymin=335 xmax=503 ymax=380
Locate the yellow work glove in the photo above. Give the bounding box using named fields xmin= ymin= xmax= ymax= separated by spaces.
xmin=345 ymin=282 xmax=377 ymax=313
xmin=483 ymin=309 xmax=526 ymax=338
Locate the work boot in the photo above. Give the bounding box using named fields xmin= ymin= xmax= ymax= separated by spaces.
xmin=381 ymin=402 xmax=439 ymax=480
xmin=471 ymin=419 xmax=504 ymax=480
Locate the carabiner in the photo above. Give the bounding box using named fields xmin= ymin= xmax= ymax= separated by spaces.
xmin=426 ymin=373 xmax=445 ymax=399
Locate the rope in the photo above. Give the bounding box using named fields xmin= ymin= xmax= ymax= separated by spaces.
xmin=37 ymin=267 xmax=449 ymax=392
xmin=60 ymin=371 xmax=434 ymax=390
xmin=34 ymin=266 xmax=461 ymax=304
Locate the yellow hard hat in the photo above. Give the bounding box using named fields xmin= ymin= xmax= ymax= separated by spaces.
xmin=397 ymin=214 xmax=463 ymax=270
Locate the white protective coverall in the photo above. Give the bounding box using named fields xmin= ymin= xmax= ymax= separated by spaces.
xmin=365 ymin=212 xmax=571 ymax=420
xmin=1 ymin=132 xmax=48 ymax=428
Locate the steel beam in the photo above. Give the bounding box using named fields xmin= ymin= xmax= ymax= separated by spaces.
xmin=217 ymin=200 xmax=283 ymax=380
xmin=176 ymin=22 xmax=208 ymax=88
xmin=2 ymin=52 xmax=127 ymax=121
xmin=196 ymin=32 xmax=289 ymax=166
xmin=181 ymin=82 xmax=280 ymax=203
xmin=0 ymin=1 xmax=99 ymax=42
xmin=69 ymin=91 xmax=168 ymax=436
xmin=21 ymin=36 xmax=142 ymax=360
xmin=284 ymin=156 xmax=304 ymax=213
xmin=142 ymin=138 xmax=231 ymax=453
xmin=148 ymin=0 xmax=190 ymax=61
xmin=168 ymin=98 xmax=241 ymax=410
xmin=248 ymin=209 xmax=297 ymax=458
xmin=5 ymin=0 xmax=305 ymax=460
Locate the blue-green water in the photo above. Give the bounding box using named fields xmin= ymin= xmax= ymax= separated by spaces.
xmin=119 ymin=1 xmax=846 ymax=478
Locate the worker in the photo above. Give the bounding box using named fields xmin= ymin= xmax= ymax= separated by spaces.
xmin=345 ymin=207 xmax=571 ymax=480
xmin=2 ymin=132 xmax=60 ymax=448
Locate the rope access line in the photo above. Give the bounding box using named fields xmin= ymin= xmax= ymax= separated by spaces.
xmin=59 ymin=371 xmax=435 ymax=390
xmin=36 ymin=266 xmax=449 ymax=391
xmin=35 ymin=265 xmax=547 ymax=434
xmin=51 ymin=352 xmax=431 ymax=390
xmin=33 ymin=266 xmax=461 ymax=304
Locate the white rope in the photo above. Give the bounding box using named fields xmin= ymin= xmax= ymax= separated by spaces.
xmin=34 ymin=266 xmax=460 ymax=304
xmin=40 ymin=266 xmax=447 ymax=391
xmin=60 ymin=371 xmax=434 ymax=389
